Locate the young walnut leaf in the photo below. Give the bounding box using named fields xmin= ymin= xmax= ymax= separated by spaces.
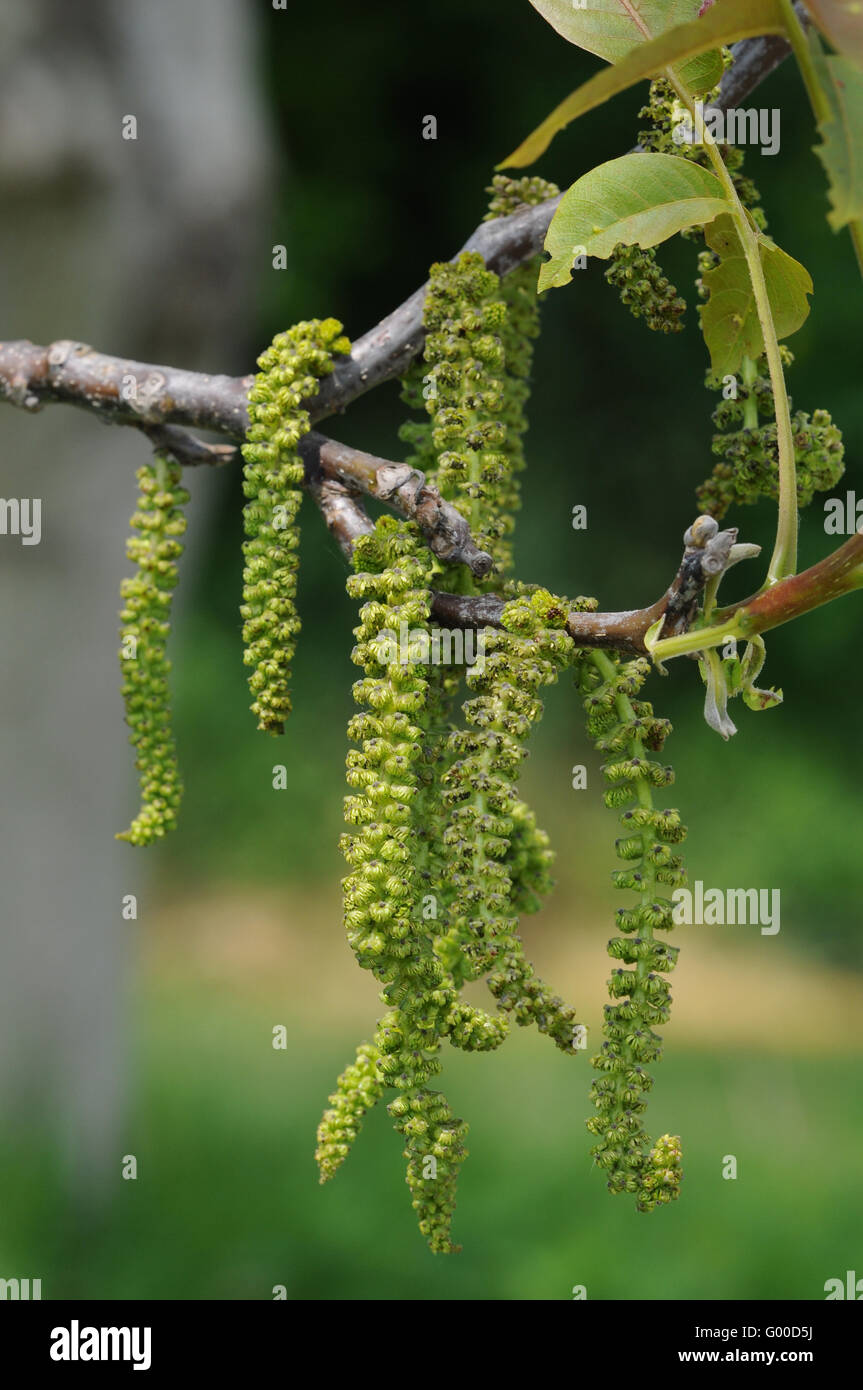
xmin=810 ymin=37 xmax=863 ymax=231
xmin=739 ymin=634 xmax=782 ymax=711
xmin=699 ymin=214 xmax=813 ymax=377
xmin=742 ymin=684 xmax=783 ymax=711
xmin=699 ymin=649 xmax=738 ymax=740
xmin=529 ymin=0 xmax=722 ymax=80
xmin=502 ymin=0 xmax=784 ymax=169
xmin=539 ymin=153 xmax=728 ymax=291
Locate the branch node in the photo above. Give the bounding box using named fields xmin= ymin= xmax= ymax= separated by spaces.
xmin=375 ymin=463 xmax=423 ymax=501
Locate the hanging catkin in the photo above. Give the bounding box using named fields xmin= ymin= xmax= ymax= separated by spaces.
xmin=117 ymin=452 xmax=188 ymax=846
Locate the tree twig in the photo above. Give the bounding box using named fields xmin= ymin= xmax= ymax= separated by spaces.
xmin=299 ymin=432 xmax=494 ymax=578
xmin=431 ymin=517 xmax=746 ymax=653
xmin=306 ymin=473 xmax=375 ymax=560
xmin=138 ymin=423 xmax=239 ymax=467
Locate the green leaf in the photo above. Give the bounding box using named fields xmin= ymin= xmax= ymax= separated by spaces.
xmin=806 ymin=0 xmax=863 ymax=67
xmin=539 ymin=153 xmax=728 ymax=291
xmin=737 ymin=634 xmax=782 ymax=710
xmin=722 ymin=653 xmax=744 ymax=696
xmin=501 ymin=0 xmax=787 ymax=169
xmin=810 ymin=40 xmax=863 ymax=231
xmin=739 ymin=634 xmax=766 ymax=686
xmin=528 ymin=0 xmax=721 ymax=80
xmin=699 ymin=214 xmax=813 ymax=377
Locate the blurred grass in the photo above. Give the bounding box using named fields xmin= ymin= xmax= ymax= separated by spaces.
xmin=1 ymin=951 xmax=861 ymax=1300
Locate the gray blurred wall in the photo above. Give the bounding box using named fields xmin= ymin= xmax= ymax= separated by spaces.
xmin=0 ymin=0 xmax=273 ymax=1189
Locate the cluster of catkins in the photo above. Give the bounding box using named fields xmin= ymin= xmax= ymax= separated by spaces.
xmin=117 ymin=454 xmax=188 ymax=845
xmin=315 ymin=519 xmax=583 ymax=1251
xmin=696 ymin=353 xmax=845 ymax=519
xmin=117 ymin=320 xmax=349 ymax=836
xmin=113 ymin=179 xmax=689 ymax=1253
xmin=316 ymin=186 xmax=686 ymax=1251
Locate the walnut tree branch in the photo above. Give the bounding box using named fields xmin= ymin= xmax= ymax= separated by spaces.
xmin=431 ymin=517 xmax=746 ymax=652
xmin=0 ymin=32 xmax=798 ymax=650
xmin=124 ymin=421 xmax=495 ymax=577
xmin=298 ymin=432 xmax=494 ymax=578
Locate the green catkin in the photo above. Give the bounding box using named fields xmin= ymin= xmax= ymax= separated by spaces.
xmin=484 ymin=175 xmax=560 ymax=545
xmin=315 ymin=1043 xmax=386 ymax=1182
xmin=605 ymin=244 xmax=687 ymax=333
xmin=241 ymin=318 xmax=350 ymax=734
xmin=401 ymin=251 xmax=512 ymax=575
xmin=117 ymin=453 xmax=188 ymax=846
xmin=440 ymin=591 xmax=582 ymax=1053
xmin=605 ymin=63 xmax=765 ymax=333
xmin=577 ymin=648 xmax=686 ymax=1211
xmin=400 ymin=178 xmax=559 ymax=577
xmin=495 ymin=579 xmax=582 ymax=924
xmin=695 ymin=355 xmax=845 ymax=519
xmin=403 ymin=255 xmax=582 ymax=1060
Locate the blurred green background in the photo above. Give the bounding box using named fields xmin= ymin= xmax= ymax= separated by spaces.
xmin=3 ymin=1 xmax=862 ymax=1300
